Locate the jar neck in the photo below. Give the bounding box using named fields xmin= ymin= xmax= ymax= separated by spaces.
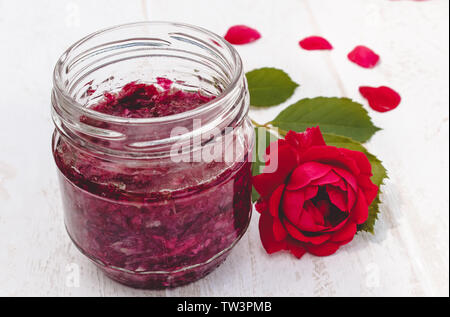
xmin=51 ymin=22 xmax=247 ymax=159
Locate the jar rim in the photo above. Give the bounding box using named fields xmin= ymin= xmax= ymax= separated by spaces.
xmin=52 ymin=21 xmax=243 ymax=125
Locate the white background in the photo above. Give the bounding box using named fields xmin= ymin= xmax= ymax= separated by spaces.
xmin=0 ymin=0 xmax=448 ymax=296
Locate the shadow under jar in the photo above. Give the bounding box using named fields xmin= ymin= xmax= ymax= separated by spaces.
xmin=51 ymin=22 xmax=253 ymax=289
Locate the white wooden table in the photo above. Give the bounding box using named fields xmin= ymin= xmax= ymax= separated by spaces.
xmin=0 ymin=0 xmax=448 ymax=297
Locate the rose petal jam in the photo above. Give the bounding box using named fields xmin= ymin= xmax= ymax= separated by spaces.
xmin=53 ymin=79 xmax=252 ymax=288
xmin=52 ymin=22 xmax=252 ymax=289
xmin=90 ymin=79 xmax=216 ymax=118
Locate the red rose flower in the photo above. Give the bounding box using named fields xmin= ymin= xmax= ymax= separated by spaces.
xmin=253 ymin=127 xmax=378 ymax=258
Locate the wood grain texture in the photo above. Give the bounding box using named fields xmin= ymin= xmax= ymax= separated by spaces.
xmin=0 ymin=0 xmax=448 ymax=296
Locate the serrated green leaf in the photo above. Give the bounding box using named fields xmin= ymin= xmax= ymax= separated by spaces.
xmin=322 ymin=133 xmax=387 ymax=233
xmin=246 ymin=68 xmax=299 ymax=107
xmin=271 ymin=97 xmax=380 ymax=142
xmin=252 ymin=127 xmax=280 ymax=202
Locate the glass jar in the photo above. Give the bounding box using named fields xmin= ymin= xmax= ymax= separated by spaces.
xmin=51 ymin=22 xmax=253 ymax=289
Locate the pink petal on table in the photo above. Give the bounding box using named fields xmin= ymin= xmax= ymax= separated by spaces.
xmin=359 ymin=86 xmax=401 ymax=112
xmin=224 ymin=25 xmax=261 ymax=45
xmin=299 ymin=36 xmax=333 ymax=50
xmin=347 ymin=45 xmax=380 ymax=68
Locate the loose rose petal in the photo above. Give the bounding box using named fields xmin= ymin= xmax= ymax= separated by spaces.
xmin=224 ymin=25 xmax=261 ymax=45
xmin=259 ymin=212 xmax=286 ymax=254
xmin=299 ymin=36 xmax=333 ymax=50
xmin=347 ymin=46 xmax=380 ymax=68
xmin=359 ymin=86 xmax=401 ymax=112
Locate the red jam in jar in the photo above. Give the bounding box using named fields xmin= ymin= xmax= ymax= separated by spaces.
xmin=51 ymin=22 xmax=253 ymax=288
xmin=89 ymin=79 xmax=216 ymax=118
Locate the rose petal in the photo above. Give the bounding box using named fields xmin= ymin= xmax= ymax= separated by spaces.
xmin=351 ymin=189 xmax=369 ymax=224
xmin=255 ymin=200 xmax=269 ymax=214
xmin=253 ymin=144 xmax=298 ymax=198
xmin=339 ymin=148 xmax=373 ymax=176
xmin=285 ymin=127 xmax=326 ymax=153
xmin=224 ymin=25 xmax=261 ymax=45
xmin=310 ymin=170 xmax=341 ymax=186
xmin=269 ymin=185 xmax=285 ymax=218
xmin=347 ymin=46 xmax=380 ymax=68
xmin=357 ymin=175 xmax=379 ymax=205
xmin=282 ymin=190 xmax=305 ymax=224
xmin=297 ymin=201 xmax=327 ymax=231
xmin=273 ymin=217 xmax=288 ymax=241
xmin=316 ymin=201 xmax=350 ymax=233
xmin=264 ymin=139 xmax=292 ymax=167
xmin=283 ymin=219 xmax=330 ymax=244
xmin=331 ymin=178 xmax=347 ymax=191
xmin=332 ymin=167 xmax=358 ymax=191
xmin=259 ymin=212 xmax=286 ymax=254
xmin=301 ymin=146 xmax=361 ymax=176
xmin=304 ymin=186 xmax=319 ymax=200
xmin=287 ymin=162 xmax=332 ymax=190
xmin=266 ymin=138 xmax=288 ymax=158
xmin=359 ymin=86 xmax=401 ymax=112
xmin=330 ymin=221 xmax=357 ymax=243
xmin=316 ymin=200 xmax=331 ymax=218
xmin=286 ymin=238 xmax=307 ymax=259
xmin=326 ymin=186 xmax=348 ymax=211
xmin=299 ymin=36 xmax=333 ymax=50
xmin=307 ymin=241 xmax=340 ymax=256
xmin=347 ymin=185 xmax=357 ymax=210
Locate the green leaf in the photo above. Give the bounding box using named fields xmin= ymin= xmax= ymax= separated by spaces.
xmin=322 ymin=133 xmax=387 ymax=233
xmin=246 ymin=68 xmax=299 ymax=107
xmin=252 ymin=127 xmax=280 ymax=202
xmin=271 ymin=97 xmax=380 ymax=142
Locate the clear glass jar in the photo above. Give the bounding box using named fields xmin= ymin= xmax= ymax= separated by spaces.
xmin=51 ymin=22 xmax=253 ymax=289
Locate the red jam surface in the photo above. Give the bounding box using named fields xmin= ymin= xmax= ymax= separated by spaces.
xmin=54 ymin=80 xmax=251 ymax=289
xmin=90 ymin=79 xmax=216 ymax=118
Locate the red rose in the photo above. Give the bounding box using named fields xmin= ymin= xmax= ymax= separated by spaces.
xmin=253 ymin=127 xmax=378 ymax=258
